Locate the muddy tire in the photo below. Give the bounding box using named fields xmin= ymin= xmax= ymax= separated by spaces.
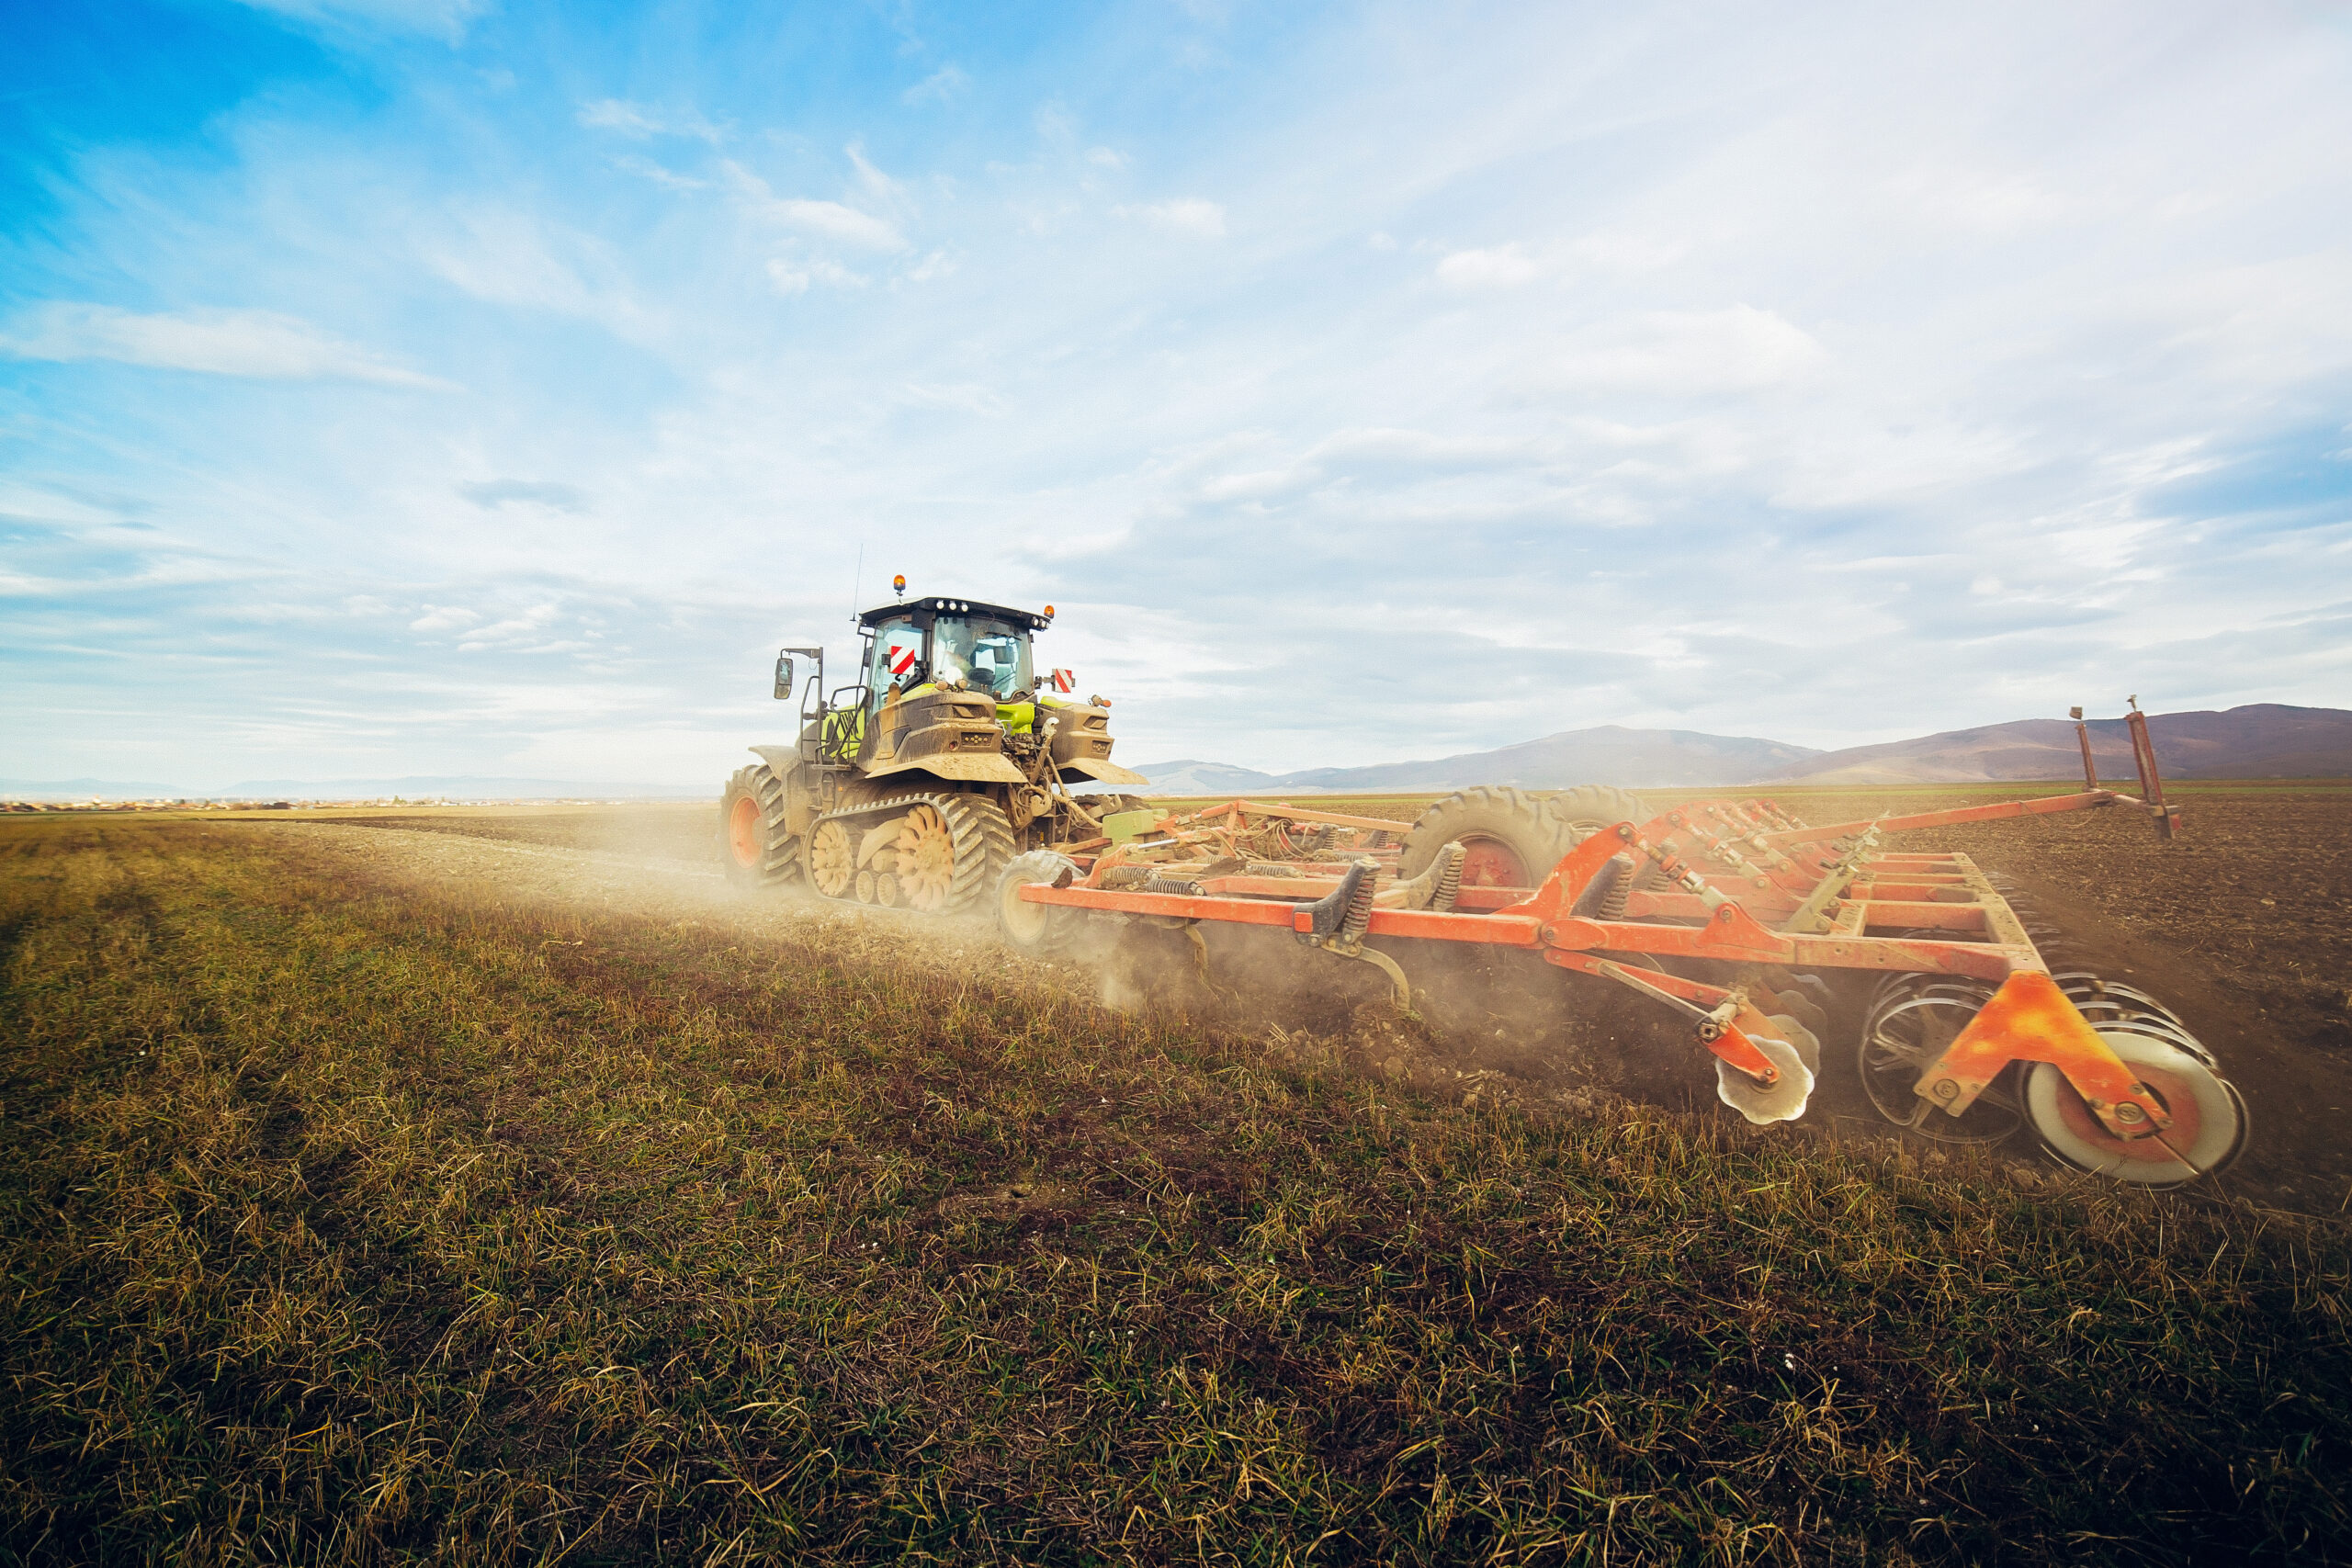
xmin=815 ymin=792 xmax=1014 ymax=914
xmin=1396 ymin=786 xmax=1577 ymax=891
xmin=997 ymin=849 xmax=1086 ymax=954
xmin=719 ymin=763 xmax=799 ymax=888
xmin=1544 ymin=784 xmax=1648 ymax=843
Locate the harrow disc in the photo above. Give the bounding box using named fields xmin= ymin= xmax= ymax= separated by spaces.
xmin=2024 ymin=1031 xmax=2248 ymax=1186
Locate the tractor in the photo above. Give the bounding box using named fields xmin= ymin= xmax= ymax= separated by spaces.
xmin=719 ymin=584 xmax=1148 ymax=913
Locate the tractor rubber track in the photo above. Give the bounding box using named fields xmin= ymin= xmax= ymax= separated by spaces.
xmin=810 ymin=790 xmax=1015 ymax=914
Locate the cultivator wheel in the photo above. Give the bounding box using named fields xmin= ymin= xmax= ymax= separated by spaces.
xmin=997 ymin=850 xmax=1085 ymax=955
xmin=2023 ymin=1032 xmax=2248 ymax=1186
xmin=808 ymin=792 xmax=1015 ymax=914
xmin=720 ymin=762 xmax=799 ymax=888
xmin=1397 ymin=787 xmax=1575 ymax=890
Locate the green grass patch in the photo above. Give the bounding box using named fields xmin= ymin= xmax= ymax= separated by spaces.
xmin=1 ymin=818 xmax=2346 ymax=1564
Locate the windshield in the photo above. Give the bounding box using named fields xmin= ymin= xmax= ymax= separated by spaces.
xmin=932 ymin=615 xmax=1033 ymax=699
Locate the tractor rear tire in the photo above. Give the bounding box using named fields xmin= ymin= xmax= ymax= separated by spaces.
xmin=997 ymin=850 xmax=1086 ymax=954
xmin=1397 ymin=786 xmax=1577 ymax=891
xmin=720 ymin=763 xmax=799 ymax=888
xmin=1544 ymin=784 xmax=1648 ymax=843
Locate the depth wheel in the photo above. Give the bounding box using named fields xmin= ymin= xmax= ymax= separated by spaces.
xmin=1397 ymin=786 xmax=1576 ymax=890
xmin=719 ymin=763 xmax=799 ymax=888
xmin=997 ymin=850 xmax=1085 ymax=954
xmin=2025 ymin=1032 xmax=2247 ymax=1186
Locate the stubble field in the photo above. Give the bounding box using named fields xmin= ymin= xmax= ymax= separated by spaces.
xmin=1 ymin=785 xmax=2347 ymax=1564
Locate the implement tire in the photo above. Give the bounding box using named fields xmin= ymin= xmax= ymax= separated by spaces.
xmin=997 ymin=850 xmax=1086 ymax=955
xmin=720 ymin=762 xmax=799 ymax=888
xmin=1544 ymin=784 xmax=1648 ymax=843
xmin=1397 ymin=786 xmax=1577 ymax=892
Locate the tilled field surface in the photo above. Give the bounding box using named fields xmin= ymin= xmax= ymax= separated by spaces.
xmin=1 ymin=812 xmax=2346 ymax=1565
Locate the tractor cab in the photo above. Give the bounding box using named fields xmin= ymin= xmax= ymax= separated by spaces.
xmin=861 ymin=597 xmax=1043 ymax=708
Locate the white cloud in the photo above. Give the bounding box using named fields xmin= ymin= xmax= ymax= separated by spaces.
xmin=1114 ymin=197 xmax=1227 ymax=237
xmin=0 ymin=304 xmax=447 ymax=388
xmin=418 ymin=208 xmax=659 ymax=341
xmin=1537 ymin=306 xmax=1828 ymax=395
xmin=409 ymin=604 xmax=481 ymax=633
xmin=902 ymin=65 xmax=969 ymax=106
xmin=578 ymin=99 xmax=722 ymax=142
xmin=725 ymin=163 xmax=909 ymax=251
xmin=902 ymin=382 xmax=1008 ymax=416
xmin=846 ymin=143 xmax=910 ymax=211
xmin=1436 ymin=243 xmax=1544 ymax=288
xmin=612 ymin=155 xmax=707 ymax=191
xmin=1086 ymin=146 xmax=1127 ymax=169
xmin=766 ymin=258 xmax=869 ymax=294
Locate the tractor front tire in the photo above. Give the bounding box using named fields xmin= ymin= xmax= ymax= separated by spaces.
xmin=1397 ymin=786 xmax=1577 ymax=892
xmin=720 ymin=763 xmax=800 ymax=888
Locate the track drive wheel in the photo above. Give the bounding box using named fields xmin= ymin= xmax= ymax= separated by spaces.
xmin=881 ymin=794 xmax=1018 ymax=914
xmin=1397 ymin=786 xmax=1576 ymax=889
xmin=1544 ymin=784 xmax=1648 ymax=843
xmin=2024 ymin=1032 xmax=2248 ymax=1186
xmin=720 ymin=763 xmax=799 ymax=888
xmin=997 ymin=850 xmax=1086 ymax=954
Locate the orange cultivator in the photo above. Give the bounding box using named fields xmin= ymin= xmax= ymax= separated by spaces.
xmin=997 ymin=703 xmax=2245 ymax=1187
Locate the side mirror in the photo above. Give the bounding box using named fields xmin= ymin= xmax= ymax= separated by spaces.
xmin=774 ymin=652 xmax=794 ymax=700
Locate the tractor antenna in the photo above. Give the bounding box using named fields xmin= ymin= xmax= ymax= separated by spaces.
xmin=848 ymin=544 xmax=864 ymax=626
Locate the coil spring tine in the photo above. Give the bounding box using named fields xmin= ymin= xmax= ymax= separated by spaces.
xmin=1432 ymin=843 xmax=1464 ymax=912
xmin=1340 ymin=863 xmax=1376 ymax=942
xmin=1599 ymin=852 xmax=1634 ymax=919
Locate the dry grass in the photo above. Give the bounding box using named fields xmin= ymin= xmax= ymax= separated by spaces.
xmin=1 ymin=816 xmax=2347 ymax=1565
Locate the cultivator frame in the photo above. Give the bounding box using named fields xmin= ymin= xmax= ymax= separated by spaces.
xmin=1005 ymin=703 xmax=2241 ymax=1186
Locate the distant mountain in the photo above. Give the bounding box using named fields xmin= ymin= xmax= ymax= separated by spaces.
xmin=1768 ymin=704 xmax=2352 ymax=784
xmin=1112 ymin=760 xmax=1288 ymax=795
xmin=1278 ymin=727 xmax=1823 ymax=792
xmin=1127 ymin=726 xmax=1824 ymax=795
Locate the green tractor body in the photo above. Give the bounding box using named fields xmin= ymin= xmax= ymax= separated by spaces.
xmin=720 ymin=594 xmax=1148 ymax=913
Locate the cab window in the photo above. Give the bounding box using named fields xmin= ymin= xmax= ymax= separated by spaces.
xmin=867 ymin=618 xmax=925 ymax=703
xmin=933 ymin=616 xmax=1033 ymax=698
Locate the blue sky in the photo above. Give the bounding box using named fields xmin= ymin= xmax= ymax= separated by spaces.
xmin=5 ymin=0 xmax=2349 ymax=789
